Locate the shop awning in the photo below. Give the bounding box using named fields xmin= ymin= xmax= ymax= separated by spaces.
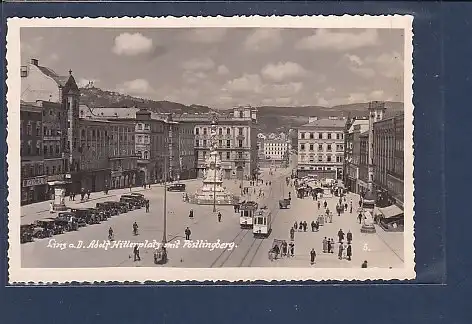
xmin=378 ymin=205 xmax=404 ymax=219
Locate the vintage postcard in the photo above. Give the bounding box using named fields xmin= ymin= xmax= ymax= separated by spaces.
xmin=6 ymin=16 xmax=415 ymax=283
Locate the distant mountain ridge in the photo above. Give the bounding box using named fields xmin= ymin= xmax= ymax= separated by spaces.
xmin=79 ymin=86 xmax=404 ymax=133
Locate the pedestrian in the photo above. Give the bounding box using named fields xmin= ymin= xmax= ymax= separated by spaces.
xmin=344 ymin=203 xmax=348 ymax=211
xmin=317 ymin=201 xmax=320 ymax=210
xmin=361 ymin=260 xmax=368 ymax=268
xmin=358 ymin=199 xmax=362 ymax=207
xmin=289 ymin=242 xmax=295 ymax=257
xmin=145 ymin=200 xmax=150 ymax=213
xmin=290 ymin=227 xmax=295 ymax=241
xmin=311 ymin=220 xmax=316 ymax=232
xmin=189 ymin=209 xmax=194 ymax=219
xmin=338 ymin=229 xmax=345 ymax=243
xmin=315 ymin=220 xmax=319 ymax=231
xmin=330 ymin=239 xmax=335 ymax=253
xmin=347 ymin=244 xmax=352 ymax=261
xmin=282 ymin=241 xmax=288 ymax=257
xmin=347 ymin=230 xmax=353 ymax=244
xmin=358 ymin=213 xmax=363 ymax=224
xmin=322 ymin=237 xmax=327 ymax=253
xmin=293 ymin=221 xmax=298 ymax=231
xmin=49 ymin=201 xmax=54 ymax=213
xmin=310 ymin=248 xmax=316 ymax=265
xmin=299 ymin=221 xmax=303 ymax=232
xmin=350 ymin=203 xmax=353 ymax=214
xmin=185 ymin=227 xmax=191 ymax=240
xmin=87 ymin=190 xmax=91 ymax=200
xmin=133 ymin=245 xmax=141 ymax=262
xmin=69 ymin=192 xmax=73 ymax=201
xmin=338 ymin=243 xmax=344 ymax=260
xmin=218 ymin=212 xmax=222 ymax=222
xmin=327 ymin=238 xmax=332 ymax=253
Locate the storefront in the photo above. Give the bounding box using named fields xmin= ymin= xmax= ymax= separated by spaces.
xmin=21 ymin=176 xmax=48 ymax=205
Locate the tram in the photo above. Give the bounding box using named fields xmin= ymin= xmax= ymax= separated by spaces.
xmin=253 ymin=208 xmax=272 ymax=238
xmin=239 ymin=201 xmax=258 ymax=229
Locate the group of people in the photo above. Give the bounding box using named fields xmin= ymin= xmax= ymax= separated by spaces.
xmin=270 ymin=241 xmax=295 ymax=260
xmin=321 ymin=233 xmax=353 ymax=261
xmin=67 ymin=188 xmax=91 ymax=202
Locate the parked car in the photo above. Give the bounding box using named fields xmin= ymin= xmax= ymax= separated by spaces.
xmin=55 ymin=213 xmax=80 ymax=231
xmin=97 ymin=202 xmax=119 ymax=216
xmin=70 ymin=208 xmax=99 ymax=225
xmin=120 ymin=196 xmax=141 ymax=209
xmin=167 ymin=183 xmax=186 ymax=192
xmin=86 ymin=208 xmax=107 ymax=221
xmin=129 ymin=193 xmax=149 ymax=206
xmin=20 ymin=224 xmax=34 ymax=243
xmin=35 ymin=219 xmax=63 ymax=236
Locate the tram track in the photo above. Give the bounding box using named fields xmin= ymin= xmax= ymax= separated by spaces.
xmin=210 ymin=172 xmax=288 ymax=268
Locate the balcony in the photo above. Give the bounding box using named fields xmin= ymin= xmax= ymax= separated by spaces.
xmin=234 ymin=156 xmax=247 ymax=161
xmin=43 ymin=135 xmax=61 ymax=141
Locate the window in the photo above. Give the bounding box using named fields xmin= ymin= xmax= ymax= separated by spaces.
xmin=239 ymin=111 xmax=243 ymax=118
xmin=36 ymin=122 xmax=41 ymax=136
xmin=144 ymin=151 xmax=149 ymax=159
xmin=300 ymin=144 xmax=305 ymax=150
xmin=226 ymin=152 xmax=230 ymax=159
xmin=327 ymin=133 xmax=332 ymax=139
xmin=327 ymin=144 xmax=332 ymax=151
xmin=203 ymin=128 xmax=207 ymax=135
xmin=218 ymin=128 xmax=222 ymax=135
xmin=309 ymin=144 xmax=314 ymax=151
xmin=36 ymin=142 xmax=41 ymax=155
xmin=218 ymin=140 xmax=222 ymax=147
xmin=226 ymin=128 xmax=231 ymax=135
xmin=327 ymin=155 xmax=332 ymax=162
xmin=137 ymin=151 xmax=141 ymax=158
xmin=203 ymin=140 xmax=207 ymax=147
xmin=336 ymin=156 xmax=343 ymax=163
xmin=318 ymin=155 xmax=323 ymax=162
xmin=56 ymin=145 xmax=60 ymax=154
xmin=27 ymin=141 xmax=32 ymax=155
xmin=52 ymin=166 xmax=56 ymax=174
xmin=238 ymin=127 xmax=243 ymax=136
xmin=301 ymin=133 xmax=305 ymax=139
xmin=26 ymin=122 xmax=32 ymax=136
xmin=203 ymin=151 xmax=207 ymax=158
xmin=137 ymin=124 xmax=143 ymax=130
xmin=238 ymin=152 xmax=243 ymax=159
xmin=20 ymin=66 xmax=28 ymax=77
xmin=226 ymin=140 xmax=230 ymax=148
xmin=318 ymin=144 xmax=323 ymax=151
xmin=81 ymin=129 xmax=86 ymax=138
xmin=195 ymin=128 xmax=200 ymax=135
xmin=238 ymin=140 xmax=243 ymax=148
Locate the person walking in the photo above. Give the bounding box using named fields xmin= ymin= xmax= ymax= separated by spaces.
xmin=145 ymin=200 xmax=150 ymax=213
xmin=330 ymin=239 xmax=335 ymax=254
xmin=310 ymin=248 xmax=316 ymax=265
xmin=293 ymin=222 xmax=298 ymax=231
xmin=311 ymin=220 xmax=316 ymax=232
xmin=322 ymin=237 xmax=328 ymax=253
xmin=347 ymin=244 xmax=352 ymax=261
xmin=217 ymin=212 xmax=222 ymax=222
xmin=185 ymin=227 xmax=191 ymax=240
xmin=338 ymin=229 xmax=345 ymax=243
xmin=347 ymin=230 xmax=353 ymax=244
xmin=327 ymin=238 xmax=332 ymax=253
xmin=290 ymin=227 xmax=295 ymax=241
xmin=361 ymin=260 xmax=368 ymax=268
xmin=282 ymin=241 xmax=288 ymax=257
xmin=189 ymin=209 xmax=194 ymax=219
xmin=358 ymin=213 xmax=363 ymax=224
xmin=317 ymin=201 xmax=321 ymax=210
xmin=338 ymin=243 xmax=344 ymax=260
xmin=299 ymin=221 xmax=303 ymax=232
xmin=324 ymin=200 xmax=327 ymax=209
xmin=133 ymin=245 xmax=141 ymax=262
xmin=289 ymin=242 xmax=295 ymax=257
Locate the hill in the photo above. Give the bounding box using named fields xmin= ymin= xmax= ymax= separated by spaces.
xmin=79 ymin=86 xmax=404 ymax=133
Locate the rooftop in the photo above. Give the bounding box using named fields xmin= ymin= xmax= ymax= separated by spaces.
xmin=300 ymin=118 xmax=347 ymax=128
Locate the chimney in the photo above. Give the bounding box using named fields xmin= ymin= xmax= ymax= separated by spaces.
xmin=30 ymin=58 xmax=38 ymax=66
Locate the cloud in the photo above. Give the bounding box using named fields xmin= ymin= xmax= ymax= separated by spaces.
xmin=116 ymin=79 xmax=153 ymax=95
xmin=217 ymin=65 xmax=230 ymax=75
xmin=296 ymin=29 xmax=379 ymax=51
xmin=224 ymin=74 xmax=263 ymax=94
xmin=343 ymin=53 xmax=376 ymax=78
xmin=183 ymin=70 xmax=208 ymax=84
xmin=244 ymin=29 xmax=283 ymax=52
xmin=186 ymin=28 xmax=228 ymax=44
xmin=182 ymin=58 xmax=215 ymax=71
xmin=366 ymin=51 xmax=403 ymax=79
xmin=261 ymin=62 xmax=307 ymax=82
xmin=112 ymin=33 xmax=153 ymax=56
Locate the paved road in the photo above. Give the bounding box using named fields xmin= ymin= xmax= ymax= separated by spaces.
xmin=21 ymin=167 xmax=403 ymax=269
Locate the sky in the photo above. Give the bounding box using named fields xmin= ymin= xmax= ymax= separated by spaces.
xmin=21 ymin=27 xmax=405 ymax=109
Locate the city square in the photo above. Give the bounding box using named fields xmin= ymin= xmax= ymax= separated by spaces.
xmin=8 ymin=16 xmax=414 ymax=282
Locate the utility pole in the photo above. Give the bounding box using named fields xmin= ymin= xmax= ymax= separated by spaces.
xmin=162 ymin=156 xmax=167 ymax=246
xmin=213 ymin=155 xmax=217 ymax=212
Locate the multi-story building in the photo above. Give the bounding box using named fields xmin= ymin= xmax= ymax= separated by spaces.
xmin=343 ymin=117 xmax=369 ymax=193
xmin=21 ymin=58 xmax=81 ymax=198
xmin=373 ymin=113 xmax=404 ymax=208
xmin=358 ymin=130 xmax=370 ymax=195
xmin=181 ymin=106 xmax=258 ymax=180
xmin=20 ymin=103 xmax=47 ymax=205
xmin=297 ymin=117 xmax=347 ymax=179
xmin=262 ymin=137 xmax=290 ymax=167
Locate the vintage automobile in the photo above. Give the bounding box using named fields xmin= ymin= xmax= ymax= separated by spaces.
xmin=31 ymin=226 xmax=50 ymax=239
xmin=20 ymin=224 xmax=34 ymax=243
xmin=35 ymin=219 xmax=63 ymax=236
xmin=105 ymin=201 xmax=129 ymax=214
xmin=97 ymin=202 xmax=119 ymax=216
xmin=55 ymin=213 xmax=80 ymax=231
xmin=120 ymin=196 xmax=142 ymax=209
xmin=44 ymin=217 xmax=75 ymax=233
xmin=86 ymin=208 xmax=107 ymax=221
xmin=129 ymin=193 xmax=149 ymax=206
xmin=70 ymin=208 xmax=99 ymax=225
xmin=166 ymin=183 xmax=186 ymax=192
xmin=279 ymin=198 xmax=291 ymax=209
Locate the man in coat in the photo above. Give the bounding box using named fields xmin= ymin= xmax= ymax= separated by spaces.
xmin=338 ymin=229 xmax=345 ymax=243
xmin=185 ymin=227 xmax=191 ymax=240
xmin=347 ymin=244 xmax=352 ymax=261
xmin=347 ymin=230 xmax=353 ymax=244
xmin=310 ymin=248 xmax=316 ymax=265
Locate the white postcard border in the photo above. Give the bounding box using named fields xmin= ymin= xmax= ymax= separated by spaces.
xmin=6 ymin=15 xmax=415 ymax=283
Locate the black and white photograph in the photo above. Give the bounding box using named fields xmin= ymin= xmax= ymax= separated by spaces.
xmin=7 ymin=16 xmax=414 ymax=282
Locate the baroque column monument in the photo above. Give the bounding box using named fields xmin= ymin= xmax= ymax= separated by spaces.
xmin=192 ymin=115 xmax=236 ymax=205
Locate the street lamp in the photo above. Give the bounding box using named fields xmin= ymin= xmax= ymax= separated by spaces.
xmin=213 ymin=155 xmax=217 ymax=213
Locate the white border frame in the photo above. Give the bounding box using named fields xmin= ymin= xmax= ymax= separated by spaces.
xmin=7 ymin=15 xmax=415 ymax=283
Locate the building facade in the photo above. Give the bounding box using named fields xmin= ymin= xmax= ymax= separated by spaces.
xmin=186 ymin=106 xmax=258 ymax=180
xmin=20 ymin=103 xmax=47 ymax=205
xmin=343 ymin=117 xmax=369 ymax=193
xmin=297 ymin=117 xmax=347 ymax=179
xmin=261 ymin=137 xmax=290 ymax=168
xmin=373 ymin=113 xmax=404 ymax=207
